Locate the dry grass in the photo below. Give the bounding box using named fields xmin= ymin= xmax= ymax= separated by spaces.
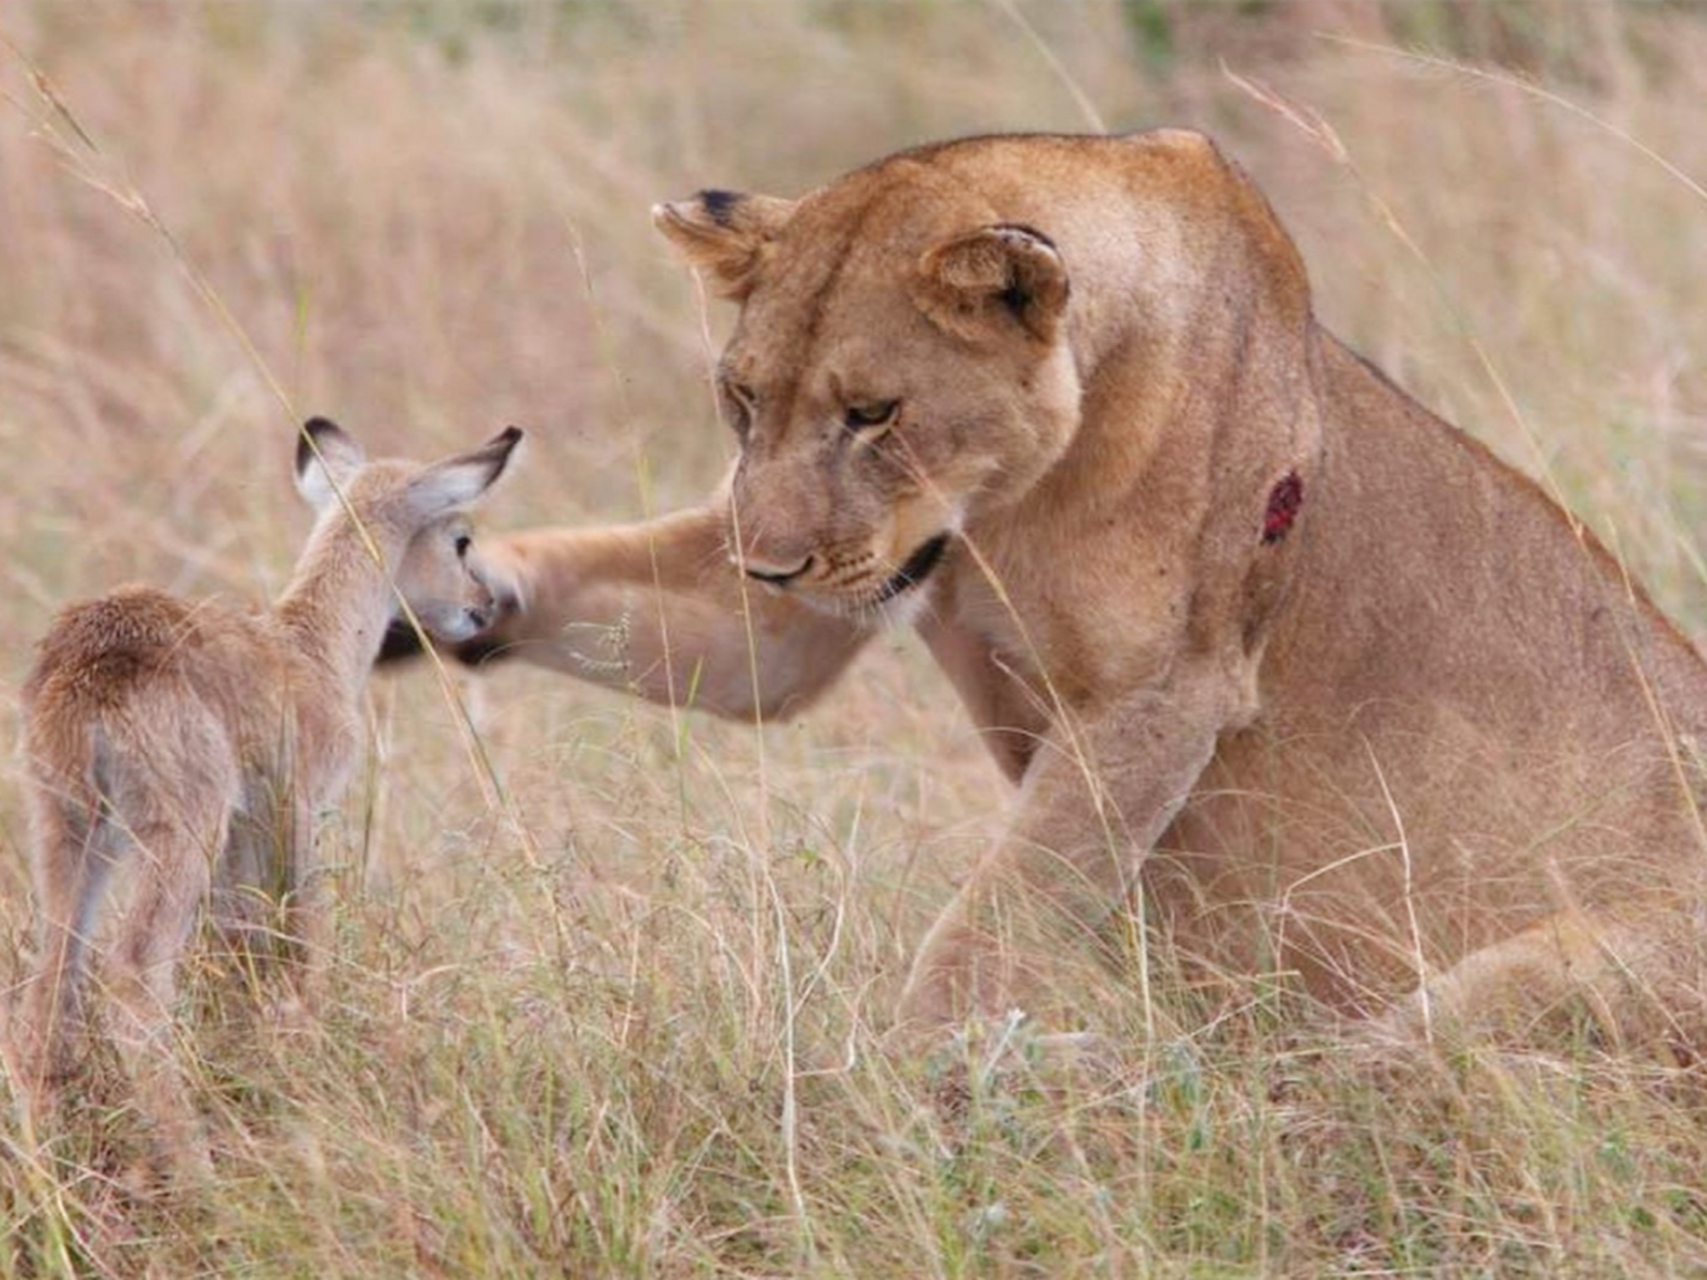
xmin=2 ymin=1 xmax=1707 ymax=1275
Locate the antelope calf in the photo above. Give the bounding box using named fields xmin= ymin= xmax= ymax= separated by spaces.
xmin=13 ymin=417 xmax=522 ymax=1175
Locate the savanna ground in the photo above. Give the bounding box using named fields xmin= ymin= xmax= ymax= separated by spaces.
xmin=3 ymin=1 xmax=1707 ymax=1275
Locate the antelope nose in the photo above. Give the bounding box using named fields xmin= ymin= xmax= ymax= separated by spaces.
xmin=740 ymin=552 xmax=815 ymax=586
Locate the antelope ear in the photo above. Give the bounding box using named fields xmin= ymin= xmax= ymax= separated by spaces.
xmin=913 ymin=224 xmax=1071 ymax=345
xmin=295 ymin=417 xmax=368 ymax=513
xmin=406 ymin=426 xmax=524 ymax=520
xmin=651 ymin=189 xmax=796 ymax=300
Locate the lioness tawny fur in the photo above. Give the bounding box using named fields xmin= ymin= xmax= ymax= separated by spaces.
xmin=447 ymin=130 xmax=1707 ymax=1046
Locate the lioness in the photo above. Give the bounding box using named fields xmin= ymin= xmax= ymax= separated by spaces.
xmin=454 ymin=131 xmax=1707 ymax=1040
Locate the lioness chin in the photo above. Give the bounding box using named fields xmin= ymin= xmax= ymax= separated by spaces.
xmin=430 ymin=130 xmax=1707 ymax=1049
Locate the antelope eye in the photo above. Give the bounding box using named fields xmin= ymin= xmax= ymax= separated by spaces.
xmin=454 ymin=534 xmax=472 ymax=558
xmin=844 ymin=399 xmax=900 ymax=431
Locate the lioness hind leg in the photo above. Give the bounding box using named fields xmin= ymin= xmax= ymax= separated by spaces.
xmin=1373 ymin=910 xmax=1707 ymax=1056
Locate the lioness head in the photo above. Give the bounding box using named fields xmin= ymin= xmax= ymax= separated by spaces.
xmin=654 ymin=158 xmax=1084 ymax=613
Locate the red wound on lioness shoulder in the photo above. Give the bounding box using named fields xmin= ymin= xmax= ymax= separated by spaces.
xmin=1262 ymin=471 xmax=1304 ymax=544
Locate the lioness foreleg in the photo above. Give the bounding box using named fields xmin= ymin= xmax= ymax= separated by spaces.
xmin=897 ymin=664 xmax=1245 ymax=1032
xmin=461 ymin=506 xmax=875 ymax=719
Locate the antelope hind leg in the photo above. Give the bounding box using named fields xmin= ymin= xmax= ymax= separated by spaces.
xmin=105 ymin=820 xmax=222 ymax=1182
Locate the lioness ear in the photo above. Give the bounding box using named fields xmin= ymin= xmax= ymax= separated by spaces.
xmin=295 ymin=417 xmax=368 ymax=513
xmin=651 ymin=189 xmax=796 ymax=300
xmin=914 ymin=224 xmax=1070 ymax=345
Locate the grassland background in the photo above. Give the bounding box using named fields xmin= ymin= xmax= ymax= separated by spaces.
xmin=3 ymin=1 xmax=1707 ymax=1275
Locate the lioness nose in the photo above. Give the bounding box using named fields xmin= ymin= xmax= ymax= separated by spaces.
xmin=741 ymin=553 xmax=815 ymax=586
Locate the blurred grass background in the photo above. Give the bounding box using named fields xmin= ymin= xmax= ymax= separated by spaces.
xmin=3 ymin=1 xmax=1707 ymax=1275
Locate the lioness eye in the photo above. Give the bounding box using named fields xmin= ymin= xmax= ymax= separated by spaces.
xmin=723 ymin=382 xmax=757 ymax=439
xmin=454 ymin=534 xmax=472 ymax=558
xmin=844 ymin=400 xmax=899 ymax=431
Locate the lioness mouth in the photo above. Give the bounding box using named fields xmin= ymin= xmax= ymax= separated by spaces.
xmin=874 ymin=533 xmax=950 ymax=603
